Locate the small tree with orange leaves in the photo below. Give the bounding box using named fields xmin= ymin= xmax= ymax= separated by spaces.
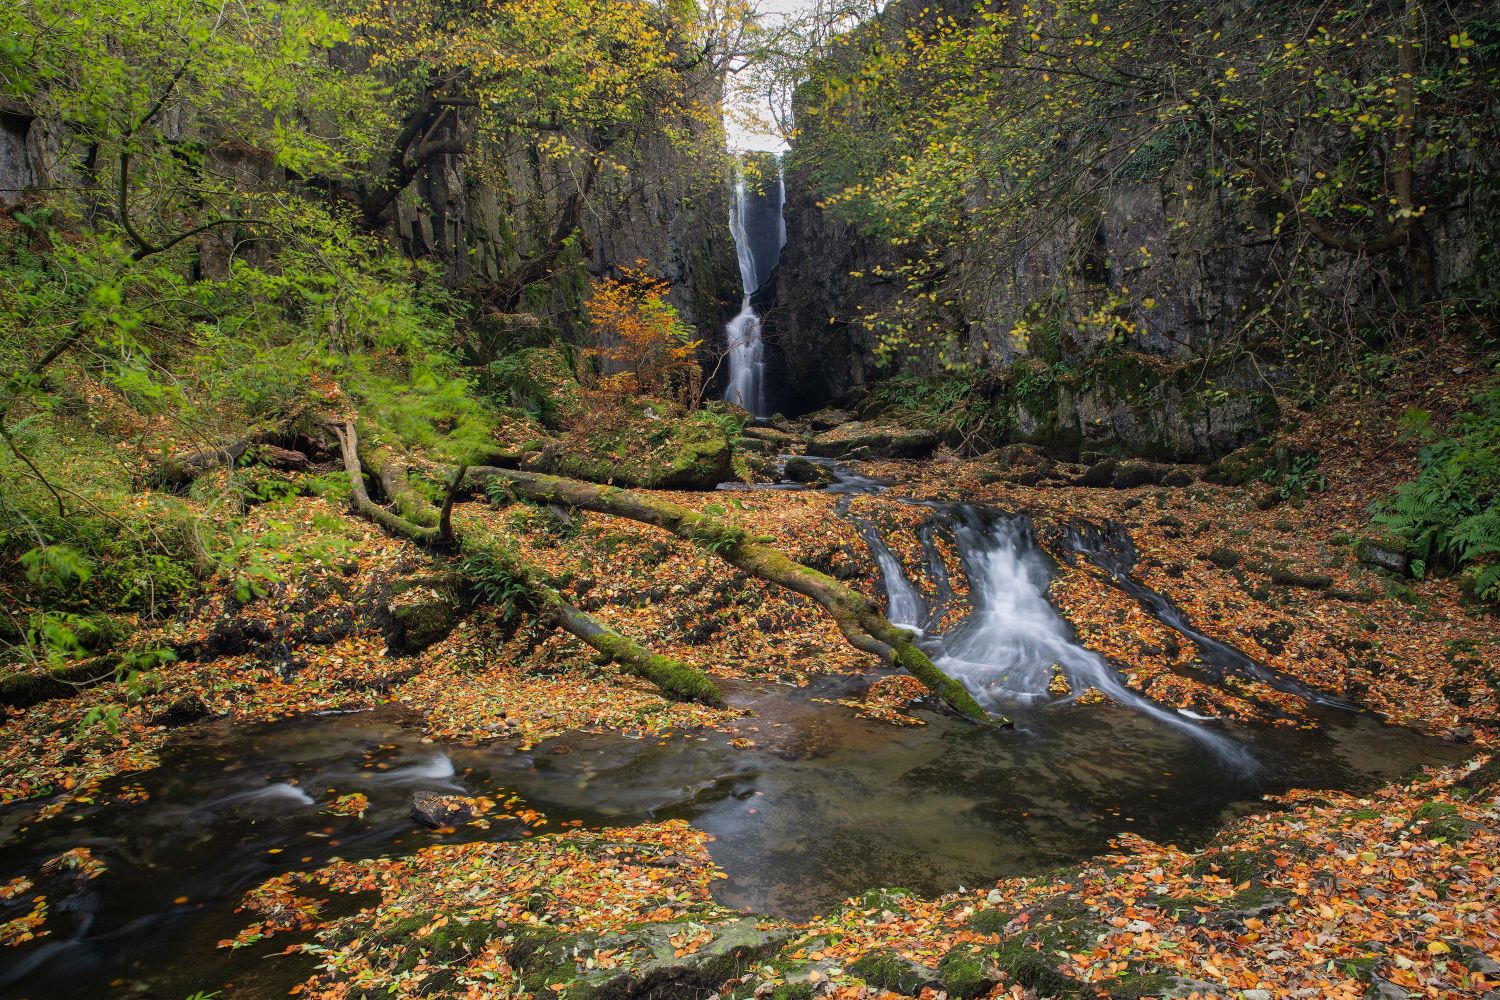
xmin=584 ymin=262 xmax=703 ymax=408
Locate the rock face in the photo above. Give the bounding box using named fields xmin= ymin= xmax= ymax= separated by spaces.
xmin=766 ymin=1 xmax=1496 ymax=461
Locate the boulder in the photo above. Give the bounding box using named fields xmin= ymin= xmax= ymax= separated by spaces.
xmin=1356 ymin=536 xmax=1414 ymax=574
xmin=806 ymin=422 xmax=938 ymax=460
xmin=807 ymin=407 xmax=852 ymax=431
xmin=1112 ymin=460 xmax=1168 ymax=488
xmin=410 ymin=791 xmax=478 ymax=828
xmin=783 ymin=456 xmax=836 ymax=486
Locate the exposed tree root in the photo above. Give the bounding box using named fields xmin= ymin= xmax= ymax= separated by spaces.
xmin=330 ymin=422 xmax=722 ymax=707
xmin=466 ymin=466 xmax=994 ymax=723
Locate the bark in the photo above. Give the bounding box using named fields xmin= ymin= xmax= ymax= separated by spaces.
xmin=332 ymin=421 xmax=449 ymax=546
xmin=468 ymin=540 xmax=725 ymax=706
xmin=150 ymin=433 xmax=273 ymax=488
xmin=331 ymin=423 xmax=722 ymax=706
xmin=466 ymin=466 xmax=994 ymax=723
xmin=357 ymin=432 xmax=440 ymax=527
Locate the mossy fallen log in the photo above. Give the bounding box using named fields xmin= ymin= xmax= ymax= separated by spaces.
xmin=466 ymin=466 xmax=992 ymax=724
xmin=331 ymin=423 xmax=721 ymax=707
xmin=465 ymin=540 xmax=724 ymax=706
xmin=356 ymin=428 xmax=440 ymax=527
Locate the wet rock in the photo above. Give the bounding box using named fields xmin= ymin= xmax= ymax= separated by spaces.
xmin=806 ymin=422 xmax=938 ymax=460
xmin=410 ymin=791 xmax=477 ymax=828
xmin=385 ymin=579 xmax=462 ymax=654
xmin=782 ymin=456 xmax=836 ymax=486
xmin=1161 ymin=466 xmax=1200 ymax=487
xmin=1356 ymin=536 xmax=1413 ymax=574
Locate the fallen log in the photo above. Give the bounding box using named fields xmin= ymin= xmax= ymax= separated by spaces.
xmin=466 ymin=466 xmax=992 ymax=723
xmin=330 ymin=422 xmax=722 ymax=707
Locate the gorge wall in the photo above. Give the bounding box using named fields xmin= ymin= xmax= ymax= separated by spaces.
xmin=765 ymin=0 xmax=1499 ymax=462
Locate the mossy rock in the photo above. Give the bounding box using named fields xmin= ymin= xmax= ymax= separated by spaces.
xmin=1186 ymin=848 xmax=1275 ymax=884
xmin=847 ymin=949 xmax=937 ymax=995
xmin=991 ymin=939 xmax=1083 ymax=995
xmin=1204 ymin=440 xmax=1272 ymax=485
xmin=938 ymin=943 xmax=1000 ymax=999
xmin=782 ymin=456 xmax=835 ymax=486
xmin=1356 ymin=535 xmax=1415 ymax=575
xmin=1203 ymin=547 xmax=1242 ymax=569
xmin=1269 ymin=567 xmax=1334 ymax=589
xmin=770 ymin=984 xmax=818 ymax=1000
xmin=964 ymin=908 xmax=1010 ymax=935
xmin=385 ymin=580 xmax=463 ymax=654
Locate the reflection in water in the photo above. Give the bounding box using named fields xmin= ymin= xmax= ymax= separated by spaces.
xmin=0 ymin=461 xmax=1469 ymax=996
xmin=0 ymin=689 xmax=1464 ymax=997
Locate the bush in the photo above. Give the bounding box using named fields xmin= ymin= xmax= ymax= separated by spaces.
xmin=1374 ymin=382 xmax=1500 ymax=600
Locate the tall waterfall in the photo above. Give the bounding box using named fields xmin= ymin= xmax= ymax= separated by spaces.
xmin=723 ymin=163 xmax=785 ymax=416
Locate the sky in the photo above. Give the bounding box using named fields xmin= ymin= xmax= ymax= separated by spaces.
xmin=724 ymin=0 xmax=815 ymax=152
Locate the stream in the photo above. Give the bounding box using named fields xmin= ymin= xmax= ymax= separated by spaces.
xmin=0 ymin=468 xmax=1470 ymax=999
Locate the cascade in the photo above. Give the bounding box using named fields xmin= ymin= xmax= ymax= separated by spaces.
xmin=723 ymin=161 xmax=786 ymax=416
xmin=867 ymin=504 xmax=1258 ymax=773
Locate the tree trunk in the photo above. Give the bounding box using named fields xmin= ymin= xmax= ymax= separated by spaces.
xmin=330 ymin=423 xmax=722 ymax=706
xmin=466 ymin=466 xmax=994 ymax=723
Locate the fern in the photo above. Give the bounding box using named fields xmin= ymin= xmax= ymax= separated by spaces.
xmin=1375 ymin=381 xmax=1500 ymax=601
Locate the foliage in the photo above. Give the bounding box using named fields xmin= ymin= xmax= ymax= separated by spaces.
xmin=771 ymin=0 xmax=1499 ymax=359
xmin=461 ymin=543 xmax=533 ymax=622
xmin=584 ymin=263 xmax=704 ymax=407
xmin=1375 ymin=380 xmax=1500 ymax=599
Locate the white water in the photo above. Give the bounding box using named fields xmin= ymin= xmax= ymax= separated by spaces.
xmin=866 ymin=530 xmax=928 ymax=632
xmin=876 ymin=508 xmax=1256 ymax=772
xmin=723 ymin=167 xmax=785 ymax=416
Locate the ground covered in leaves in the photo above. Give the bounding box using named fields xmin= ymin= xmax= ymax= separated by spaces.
xmin=3 ymin=363 xmax=1498 ymax=997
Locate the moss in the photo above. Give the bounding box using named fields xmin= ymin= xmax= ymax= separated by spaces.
xmin=848 ymin=950 xmax=932 ymax=994
xmin=1455 ymin=756 xmax=1500 ymax=795
xmin=1205 ymin=439 xmax=1272 ymax=485
xmin=1187 ymin=849 xmax=1273 ymax=884
xmin=938 ymin=944 xmax=997 ymax=999
xmin=1104 ymin=969 xmax=1179 ymax=999
xmin=1204 ymin=547 xmax=1242 ymax=569
xmin=965 ymin=909 xmax=1010 ymax=935
xmin=992 ymin=939 xmax=1082 ymax=995
xmin=891 ymin=639 xmax=991 ymax=723
xmin=770 ymin=984 xmax=818 ymax=1000
xmin=1269 ymin=567 xmax=1333 ymax=589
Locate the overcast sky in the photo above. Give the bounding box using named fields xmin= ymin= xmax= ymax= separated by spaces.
xmin=724 ymin=0 xmax=814 ymax=152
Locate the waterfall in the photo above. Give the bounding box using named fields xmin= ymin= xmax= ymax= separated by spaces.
xmin=723 ymin=161 xmax=785 ymax=416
